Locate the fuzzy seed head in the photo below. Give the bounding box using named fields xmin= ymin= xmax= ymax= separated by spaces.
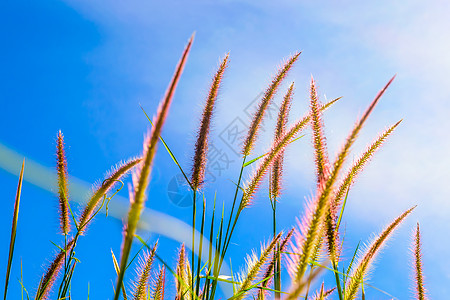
xmin=235 ymin=234 xmax=281 ymax=300
xmin=332 ymin=120 xmax=402 ymax=219
xmin=310 ymin=78 xmax=330 ymax=185
xmin=175 ymin=244 xmax=190 ymax=300
xmin=412 ymin=223 xmax=428 ymax=300
xmin=78 ymin=157 xmax=142 ymax=234
xmin=329 ymin=76 xmax=394 ymax=192
xmin=151 ymin=266 xmax=166 ymax=300
xmin=287 ymin=195 xmax=326 ymax=282
xmin=240 ymin=97 xmax=339 ymax=211
xmin=241 ymin=113 xmax=310 ymax=211
xmin=132 ymin=242 xmax=158 ymax=300
xmin=311 ymin=283 xmax=335 ymax=300
xmin=256 ymin=229 xmax=294 ymax=300
xmin=325 ymin=120 xmax=402 ymax=264
xmin=345 ymin=206 xmax=415 ymax=300
xmin=191 ymin=54 xmax=229 ymax=189
xmin=56 ymin=131 xmax=70 ymax=235
xmin=271 ymin=83 xmax=294 ymax=200
xmin=36 ymin=238 xmax=75 ymax=300
xmin=242 ymin=52 xmax=301 ymax=156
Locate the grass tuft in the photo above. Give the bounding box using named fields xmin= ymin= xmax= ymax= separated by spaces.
xmin=3 ymin=38 xmax=426 ymax=300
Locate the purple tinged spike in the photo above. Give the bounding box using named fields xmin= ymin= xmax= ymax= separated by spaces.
xmin=345 ymin=206 xmax=415 ymax=300
xmin=310 ymin=77 xmax=330 ymax=186
xmin=115 ymin=35 xmax=194 ymax=300
xmin=56 ymin=131 xmax=71 ymax=235
xmin=271 ymin=83 xmax=294 ymax=200
xmin=191 ymin=54 xmax=229 ymax=189
xmin=242 ymin=52 xmax=301 ymax=156
xmin=36 ymin=239 xmax=76 ymax=300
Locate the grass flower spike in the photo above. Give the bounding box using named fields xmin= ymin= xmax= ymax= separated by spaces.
xmin=412 ymin=223 xmax=428 ymax=300
xmin=271 ymin=82 xmax=294 ymax=199
xmin=345 ymin=206 xmax=415 ymax=300
xmin=78 ymin=157 xmax=142 ymax=233
xmin=256 ymin=229 xmax=294 ymax=300
xmin=242 ymin=52 xmax=300 ymax=156
xmin=35 ymin=238 xmax=75 ymax=300
xmin=114 ymin=34 xmax=194 ymax=300
xmin=191 ymin=54 xmax=229 ymax=189
xmin=286 ymin=195 xmax=327 ymax=298
xmin=330 ymin=76 xmax=395 ymax=184
xmin=56 ymin=131 xmax=71 ymax=235
xmin=241 ymin=113 xmax=309 ymax=211
xmin=311 ymin=283 xmax=335 ymax=300
xmin=287 ymin=78 xmax=394 ymax=299
xmin=151 ymin=266 xmax=166 ymax=300
xmin=310 ymin=77 xmax=330 ymax=185
xmin=132 ymin=243 xmax=158 ymax=300
xmin=234 ymin=233 xmax=281 ymax=299
xmin=326 ymin=120 xmax=402 ymax=264
xmin=2 ymin=36 xmax=423 ymax=300
xmin=270 ymin=84 xmax=293 ymax=300
xmin=240 ymin=97 xmax=339 ymax=211
xmin=175 ymin=244 xmax=191 ymax=300
xmin=332 ymin=120 xmax=402 ymax=219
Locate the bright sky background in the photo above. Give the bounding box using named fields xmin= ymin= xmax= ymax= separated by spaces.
xmin=1 ymin=0 xmax=449 ymax=299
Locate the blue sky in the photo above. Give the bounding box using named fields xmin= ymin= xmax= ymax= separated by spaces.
xmin=1 ymin=0 xmax=449 ymax=298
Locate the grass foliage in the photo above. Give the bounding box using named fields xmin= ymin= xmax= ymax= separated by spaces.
xmin=3 ymin=35 xmax=427 ymax=300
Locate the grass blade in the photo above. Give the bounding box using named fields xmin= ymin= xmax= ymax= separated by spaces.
xmin=4 ymin=159 xmax=24 ymax=300
xmin=140 ymin=105 xmax=193 ymax=189
xmin=111 ymin=250 xmax=128 ymax=300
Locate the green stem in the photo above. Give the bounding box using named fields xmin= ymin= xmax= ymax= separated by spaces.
xmin=195 ymin=195 xmax=206 ymax=297
xmin=304 ymin=266 xmax=313 ymax=300
xmin=191 ymin=190 xmax=197 ymax=300
xmin=273 ymin=196 xmax=280 ymax=300
xmin=222 ymin=156 xmax=246 ymax=255
xmin=209 ymin=156 xmax=246 ymax=299
xmin=333 ymin=261 xmax=344 ymax=300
